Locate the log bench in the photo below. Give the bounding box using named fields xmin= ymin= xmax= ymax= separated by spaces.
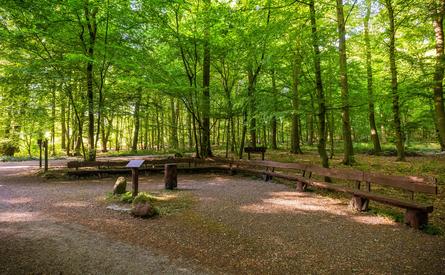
xmin=244 ymin=146 xmax=266 ymax=160
xmin=225 ymin=159 xmax=438 ymax=229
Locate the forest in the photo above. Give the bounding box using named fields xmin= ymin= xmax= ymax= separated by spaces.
xmin=1 ymin=0 xmax=445 ymax=167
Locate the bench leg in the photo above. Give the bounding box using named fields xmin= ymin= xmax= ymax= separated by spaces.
xmin=296 ymin=181 xmax=307 ymax=192
xmin=349 ymin=196 xmax=369 ymax=212
xmin=262 ymin=174 xmax=272 ymax=182
xmin=404 ymin=209 xmax=428 ymax=229
xmin=229 ymin=168 xmax=236 ymax=176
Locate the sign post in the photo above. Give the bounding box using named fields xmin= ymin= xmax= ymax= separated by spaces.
xmin=126 ymin=160 xmax=145 ymax=197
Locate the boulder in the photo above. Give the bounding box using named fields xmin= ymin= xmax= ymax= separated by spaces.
xmin=131 ymin=202 xmax=157 ymax=218
xmin=113 ymin=177 xmax=127 ymax=195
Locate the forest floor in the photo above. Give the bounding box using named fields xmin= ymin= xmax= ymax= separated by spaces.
xmin=253 ymin=149 xmax=445 ymax=234
xmin=1 ymin=154 xmax=444 ymax=274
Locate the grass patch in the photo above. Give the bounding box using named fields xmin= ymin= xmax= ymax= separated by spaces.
xmin=421 ymin=224 xmax=443 ymax=235
xmin=106 ymin=191 xmax=136 ymax=203
xmin=369 ymin=208 xmax=404 ymax=223
xmin=0 ymin=155 xmax=38 ymax=162
xmin=102 ymin=149 xmax=194 ymax=158
xmin=105 ymin=190 xmax=195 ymax=216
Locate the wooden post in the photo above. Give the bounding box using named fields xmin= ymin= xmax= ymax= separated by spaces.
xmin=43 ymin=139 xmax=48 ymax=172
xmin=165 ymin=164 xmax=177 ymax=190
xmin=126 ymin=160 xmax=145 ymax=197
xmin=131 ymin=168 xmax=139 ymax=197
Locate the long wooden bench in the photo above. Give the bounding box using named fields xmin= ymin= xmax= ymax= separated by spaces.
xmin=224 ymin=158 xmax=438 ymax=229
xmin=66 ymin=157 xmax=438 ymax=229
xmin=66 ymin=157 xmax=227 ymax=178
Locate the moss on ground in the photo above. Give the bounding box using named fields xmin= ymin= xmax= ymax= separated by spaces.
xmin=106 ymin=190 xmax=196 ymax=217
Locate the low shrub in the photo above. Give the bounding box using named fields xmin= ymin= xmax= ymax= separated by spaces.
xmin=0 ymin=138 xmax=19 ymax=157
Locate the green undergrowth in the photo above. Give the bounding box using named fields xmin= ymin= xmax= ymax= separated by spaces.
xmin=102 ymin=149 xmax=194 ymax=158
xmin=106 ymin=190 xmax=195 ymax=216
xmin=0 ymin=155 xmax=38 ymax=162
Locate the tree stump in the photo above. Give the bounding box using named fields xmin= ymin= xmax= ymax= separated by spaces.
xmin=165 ymin=164 xmax=177 ymax=190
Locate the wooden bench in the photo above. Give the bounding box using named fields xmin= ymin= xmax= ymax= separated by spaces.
xmin=66 ymin=157 xmax=228 ymax=178
xmin=224 ymin=159 xmax=437 ymax=229
xmin=244 ymin=146 xmax=266 ymax=160
xmin=66 ymin=157 xmax=438 ymax=229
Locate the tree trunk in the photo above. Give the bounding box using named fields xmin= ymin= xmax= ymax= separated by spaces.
xmin=291 ymin=50 xmax=303 ymax=154
xmin=248 ymin=69 xmax=257 ymax=148
xmin=364 ymin=0 xmax=382 ymax=154
xmin=271 ymin=117 xmax=277 ymax=150
xmin=144 ymin=112 xmax=149 ymax=150
xmin=385 ymin=0 xmax=405 ymax=161
xmin=83 ymin=4 xmax=98 ymax=161
xmin=201 ymin=0 xmax=212 ymax=158
xmin=170 ymin=97 xmax=179 ymax=149
xmin=310 ymin=0 xmax=329 ymax=168
xmin=51 ymin=88 xmax=56 ymax=156
xmin=66 ymin=100 xmax=71 ymax=156
xmin=188 ymin=113 xmax=193 ymax=150
xmin=239 ymin=110 xmax=248 ymax=159
xmin=433 ymin=0 xmax=445 ymax=151
xmin=269 ymin=68 xmax=278 ymax=150
xmin=336 ymin=0 xmax=354 ymax=165
xmin=61 ymin=96 xmax=66 ymax=150
xmin=132 ymin=89 xmax=141 ymax=152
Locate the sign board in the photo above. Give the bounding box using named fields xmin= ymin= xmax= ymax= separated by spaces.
xmin=126 ymin=159 xmax=145 ymax=168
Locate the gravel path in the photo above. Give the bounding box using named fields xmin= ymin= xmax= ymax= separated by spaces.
xmin=1 ymin=160 xmax=444 ymax=274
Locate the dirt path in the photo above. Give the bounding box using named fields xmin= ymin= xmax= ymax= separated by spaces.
xmin=1 ymin=160 xmax=444 ymax=274
xmin=0 ymin=162 xmax=207 ymax=275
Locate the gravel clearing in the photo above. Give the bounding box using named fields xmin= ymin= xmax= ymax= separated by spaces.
xmin=0 ymin=160 xmax=444 ymax=274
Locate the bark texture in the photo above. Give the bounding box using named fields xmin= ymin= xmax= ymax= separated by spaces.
xmin=385 ymin=0 xmax=405 ymax=161
xmin=433 ymin=0 xmax=445 ymax=151
xmin=310 ymin=0 xmax=329 ymax=168
xmin=364 ymin=0 xmax=382 ymax=154
xmin=336 ymin=0 xmax=354 ymax=165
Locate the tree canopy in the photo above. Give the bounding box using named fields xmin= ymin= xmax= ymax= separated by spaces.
xmin=1 ymin=0 xmax=444 ymax=164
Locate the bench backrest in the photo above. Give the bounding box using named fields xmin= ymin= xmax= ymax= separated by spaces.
xmin=364 ymin=173 xmax=437 ymax=194
xmin=67 ymin=157 xmax=437 ymax=196
xmin=67 ymin=161 xmax=128 ymax=168
xmin=225 ymin=158 xmax=437 ymax=195
xmin=67 ymin=157 xmax=204 ymax=169
xmin=305 ymin=165 xmax=364 ymax=182
xmin=244 ymin=147 xmax=266 ymax=153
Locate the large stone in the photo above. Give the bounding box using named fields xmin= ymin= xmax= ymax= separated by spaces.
xmin=131 ymin=202 xmax=157 ymax=218
xmin=113 ymin=177 xmax=127 ymax=195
